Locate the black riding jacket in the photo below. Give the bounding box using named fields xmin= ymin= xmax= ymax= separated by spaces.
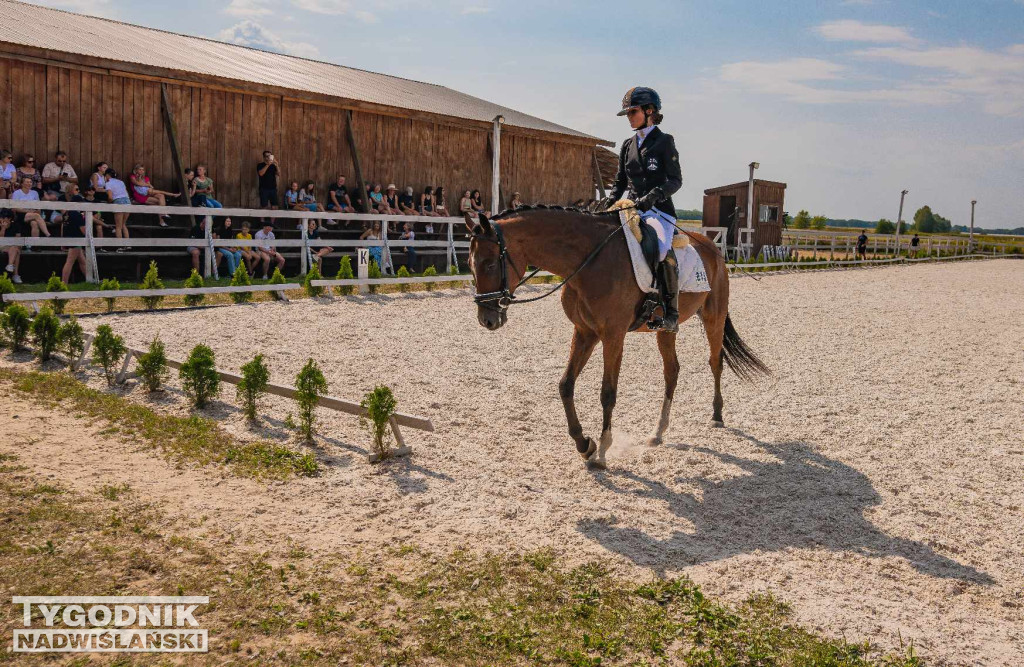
xmin=609 ymin=126 xmax=682 ymax=214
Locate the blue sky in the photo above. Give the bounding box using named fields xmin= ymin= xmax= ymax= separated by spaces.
xmin=33 ymin=0 xmax=1024 ymax=229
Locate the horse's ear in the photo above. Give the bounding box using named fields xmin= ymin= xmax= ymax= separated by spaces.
xmin=478 ymin=213 xmax=493 ymax=236
xmin=463 ymin=212 xmax=477 ymax=235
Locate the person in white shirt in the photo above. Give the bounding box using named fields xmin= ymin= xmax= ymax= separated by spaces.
xmin=0 ymin=150 xmax=16 ymax=198
xmin=253 ymin=223 xmax=285 ymax=279
xmin=10 ymin=177 xmax=49 ymax=239
xmin=41 ymin=151 xmax=78 ymax=197
xmin=104 ymin=168 xmax=132 ymax=246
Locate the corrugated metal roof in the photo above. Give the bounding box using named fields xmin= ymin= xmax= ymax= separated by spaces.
xmin=0 ymin=0 xmax=604 ymax=143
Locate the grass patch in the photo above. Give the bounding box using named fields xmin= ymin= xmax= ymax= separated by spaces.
xmin=0 ymin=470 xmax=923 ymax=665
xmin=0 ymin=368 xmax=318 ymax=480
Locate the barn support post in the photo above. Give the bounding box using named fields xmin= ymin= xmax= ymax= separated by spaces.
xmin=204 ymin=214 xmax=217 ymax=279
xmin=160 ymin=83 xmax=195 ymax=230
xmin=345 ymin=110 xmax=371 ymax=214
xmin=300 ymin=217 xmax=309 ymax=275
xmin=491 ymin=115 xmax=504 ymax=215
xmin=592 ymin=147 xmax=606 ymax=199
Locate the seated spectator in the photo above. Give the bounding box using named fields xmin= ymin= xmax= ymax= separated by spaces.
xmin=459 ymin=190 xmax=474 ymax=216
xmin=434 ymin=186 xmax=449 ymax=216
xmin=104 ymin=169 xmax=132 ymax=248
xmin=80 ymin=185 xmax=110 ymax=242
xmin=398 ymin=186 xmax=417 ymax=216
xmin=194 ymin=164 xmax=222 ymax=208
xmin=60 ymin=186 xmax=88 ymax=284
xmin=16 ymin=154 xmax=42 ymax=194
xmin=10 ymin=176 xmax=49 ymax=241
xmin=400 ymin=221 xmax=416 ymax=270
xmin=130 ymin=163 xmax=179 ymax=226
xmin=216 ymin=217 xmax=244 ymax=276
xmin=306 ymin=219 xmax=333 ymax=273
xmin=184 ymin=168 xmax=205 ymax=207
xmin=360 ymin=220 xmax=384 ymax=267
xmin=236 ymin=220 xmax=257 ymax=276
xmin=419 ymin=185 xmax=440 ymax=217
xmin=510 ymin=191 xmax=523 ymax=210
xmin=254 ymin=222 xmax=285 ymax=279
xmin=327 ymin=175 xmax=353 ymax=219
xmin=89 ymin=162 xmax=110 ymax=202
xmin=369 ymin=184 xmax=385 ymax=212
xmin=284 ymin=180 xmax=303 ymax=210
xmin=42 ymin=151 xmax=78 ymax=198
xmin=470 ymin=189 xmax=485 ymax=212
xmin=186 ymin=217 xmax=208 ymax=273
xmin=382 ymin=184 xmax=401 ymax=215
xmin=2 ymin=208 xmax=23 ymax=284
xmin=299 ymin=180 xmax=326 ymax=213
xmin=0 ymin=150 xmax=15 ymax=198
xmin=572 ymin=198 xmax=587 ymax=208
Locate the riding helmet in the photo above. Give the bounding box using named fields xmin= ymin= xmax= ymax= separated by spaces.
xmin=617 ymin=87 xmax=662 ymax=116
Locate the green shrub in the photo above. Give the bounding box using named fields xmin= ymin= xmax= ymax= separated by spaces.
xmin=0 ymin=273 xmax=14 ymax=310
xmin=30 ymin=306 xmax=61 ymax=362
xmin=58 ymin=317 xmax=85 ymax=363
xmin=367 ymin=259 xmax=381 ymax=293
xmin=422 ymin=265 xmax=437 ymax=291
xmin=183 ymin=269 xmax=205 ymax=307
xmin=1 ymin=303 xmax=31 ymax=351
xmin=136 ymin=337 xmax=169 ymax=392
xmin=361 ymin=385 xmax=397 ymax=461
xmin=448 ymin=263 xmax=460 ymax=275
xmin=140 ymin=261 xmax=164 ymax=310
xmin=268 ymin=267 xmax=286 ymax=301
xmin=237 ymin=353 xmax=270 ymax=421
xmin=179 ymin=344 xmax=220 ymax=409
xmin=294 ymin=358 xmax=327 ymax=441
xmin=92 ymin=324 xmax=127 ymax=386
xmin=229 ymin=263 xmax=252 ymax=304
xmin=303 ymin=263 xmax=323 ymax=297
xmin=335 ymin=255 xmax=354 ymax=296
xmin=100 ymin=277 xmax=120 ymax=313
xmin=46 ymin=274 xmax=69 ymax=315
xmin=396 ymin=265 xmax=411 ymax=292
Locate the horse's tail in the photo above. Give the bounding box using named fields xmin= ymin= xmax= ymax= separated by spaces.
xmin=721 ymin=314 xmax=770 ymax=382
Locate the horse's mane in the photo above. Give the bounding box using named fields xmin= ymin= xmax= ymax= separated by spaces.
xmin=490 ymin=204 xmax=621 ymax=224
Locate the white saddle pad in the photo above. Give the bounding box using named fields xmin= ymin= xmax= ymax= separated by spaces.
xmin=620 ymin=213 xmax=711 ymax=294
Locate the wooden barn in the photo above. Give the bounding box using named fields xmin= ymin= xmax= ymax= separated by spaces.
xmin=0 ymin=1 xmax=612 ymax=212
xmin=702 ymin=179 xmax=787 ymax=253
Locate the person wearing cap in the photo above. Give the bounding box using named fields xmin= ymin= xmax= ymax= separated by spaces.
xmin=509 ymin=191 xmax=524 ymax=210
xmin=596 ymin=86 xmax=683 ymax=333
xmin=398 ymin=186 xmax=417 ymax=216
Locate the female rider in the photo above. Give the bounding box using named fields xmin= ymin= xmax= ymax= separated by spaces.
xmin=597 ymin=86 xmax=682 ymax=333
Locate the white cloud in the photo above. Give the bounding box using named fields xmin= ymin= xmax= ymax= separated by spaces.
xmin=217 ymin=21 xmax=320 ymax=59
xmin=814 ymin=20 xmax=917 ymax=44
xmin=290 ymin=0 xmax=352 ymax=13
xmin=224 ymin=0 xmax=274 ymax=17
xmin=19 ymin=0 xmax=116 ymax=17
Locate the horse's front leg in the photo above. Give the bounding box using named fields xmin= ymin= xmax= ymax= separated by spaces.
xmin=647 ymin=330 xmax=679 ymax=446
xmin=590 ymin=334 xmax=625 ymax=470
xmin=559 ymin=326 xmax=599 ymax=459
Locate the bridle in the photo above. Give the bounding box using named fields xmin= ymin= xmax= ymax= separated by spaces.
xmin=471 ymin=220 xmax=624 ymax=314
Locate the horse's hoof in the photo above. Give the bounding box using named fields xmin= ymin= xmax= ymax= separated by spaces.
xmin=577 ymin=437 xmax=597 ymax=460
xmin=711 ymin=420 xmax=725 ymax=429
xmin=646 ymin=436 xmax=663 ymax=447
xmin=586 ymin=458 xmax=608 ymax=471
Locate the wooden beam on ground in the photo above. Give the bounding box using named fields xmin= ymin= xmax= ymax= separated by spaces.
xmin=160 ymin=83 xmax=195 ymax=229
xmin=344 ymin=109 xmax=371 ymax=214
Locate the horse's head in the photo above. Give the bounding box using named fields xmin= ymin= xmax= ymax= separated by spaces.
xmin=467 ymin=212 xmax=516 ymax=331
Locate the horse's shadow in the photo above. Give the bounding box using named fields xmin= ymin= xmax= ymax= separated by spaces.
xmin=578 ymin=429 xmax=993 ymax=584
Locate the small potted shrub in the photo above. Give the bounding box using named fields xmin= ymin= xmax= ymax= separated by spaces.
xmin=422 ymin=265 xmax=437 ymax=291
xmin=1 ymin=303 xmax=32 ymax=351
xmin=396 ymin=265 xmax=411 ymax=292
xmin=100 ymin=277 xmax=120 ymax=313
xmin=30 ymin=305 xmax=61 ymax=362
xmin=58 ymin=316 xmax=85 ymax=365
xmin=294 ymin=359 xmax=327 ymax=441
xmin=237 ymin=353 xmax=270 ymax=421
xmin=268 ymin=267 xmax=286 ymax=300
xmin=0 ymin=274 xmax=15 ymax=311
xmin=335 ymin=255 xmax=354 ymax=296
xmin=303 ymin=264 xmax=323 ymax=297
xmin=229 ymin=263 xmax=252 ymax=304
xmin=361 ymin=385 xmax=397 ymax=462
xmin=179 ymin=344 xmax=220 ymax=408
xmin=46 ymin=274 xmax=69 ymax=315
xmin=367 ymin=259 xmax=382 ymax=294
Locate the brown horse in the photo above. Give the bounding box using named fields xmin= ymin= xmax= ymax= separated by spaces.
xmin=466 ymin=205 xmax=769 ymax=469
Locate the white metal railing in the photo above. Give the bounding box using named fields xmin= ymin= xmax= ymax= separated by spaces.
xmin=2 ymin=200 xmax=471 ymax=283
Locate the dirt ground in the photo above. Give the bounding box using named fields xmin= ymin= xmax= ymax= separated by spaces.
xmin=2 ymin=259 xmax=1022 ymax=665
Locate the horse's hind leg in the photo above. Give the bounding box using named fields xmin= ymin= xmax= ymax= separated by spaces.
xmin=700 ymin=308 xmax=726 ymax=427
xmin=591 ymin=334 xmax=625 ymax=470
xmin=560 ymin=326 xmax=599 ymax=459
xmin=647 ymin=330 xmax=679 ymax=447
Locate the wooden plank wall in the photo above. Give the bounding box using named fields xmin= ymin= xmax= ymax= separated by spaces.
xmin=702 ymin=182 xmax=786 ymax=252
xmin=0 ymin=57 xmax=593 ymax=210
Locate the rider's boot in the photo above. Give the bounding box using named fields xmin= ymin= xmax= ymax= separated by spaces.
xmin=659 ymin=252 xmax=680 ymax=333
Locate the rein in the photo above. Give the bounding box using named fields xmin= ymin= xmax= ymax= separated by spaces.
xmin=472 ymin=220 xmax=624 ymax=312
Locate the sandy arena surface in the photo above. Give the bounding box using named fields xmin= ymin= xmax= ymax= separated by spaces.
xmin=2 ymin=259 xmax=1022 ymax=665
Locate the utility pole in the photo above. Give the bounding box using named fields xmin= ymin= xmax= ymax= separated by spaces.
xmin=970 ymin=200 xmax=977 ymax=253
xmin=894 ymin=189 xmax=908 ymax=256
xmin=745 ymin=161 xmax=759 ymax=248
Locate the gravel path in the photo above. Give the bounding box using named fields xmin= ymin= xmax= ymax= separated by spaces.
xmin=5 ymin=259 xmax=1022 ymax=665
